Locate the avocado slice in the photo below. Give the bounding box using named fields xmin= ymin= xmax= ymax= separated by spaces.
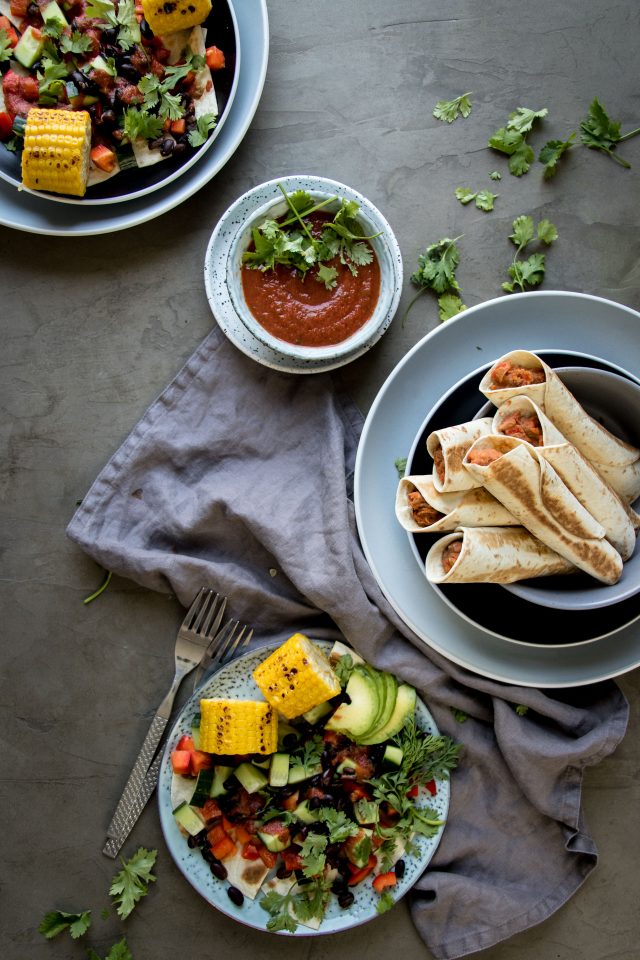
xmin=324 ymin=665 xmax=379 ymax=738
xmin=358 ymin=683 xmax=417 ymax=745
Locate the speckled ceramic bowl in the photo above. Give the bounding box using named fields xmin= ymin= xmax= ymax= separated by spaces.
xmin=224 ymin=176 xmax=403 ymax=363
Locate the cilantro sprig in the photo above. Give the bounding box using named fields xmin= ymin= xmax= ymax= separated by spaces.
xmin=242 ymin=184 xmax=379 ymax=290
xmin=488 ymin=107 xmax=548 ymax=176
xmin=502 ymin=215 xmax=558 ymax=293
xmin=0 ymin=27 xmax=13 ymax=62
xmin=38 ymin=910 xmax=92 ymax=940
xmin=433 ymin=91 xmax=473 ymax=123
xmin=580 ymin=98 xmax=640 ymax=168
xmin=87 ymin=940 xmax=133 ymax=960
xmin=109 ymin=847 xmax=157 ymax=920
xmin=260 ymin=876 xmax=333 ymax=933
xmin=405 ymin=236 xmax=467 ymax=323
xmin=455 ymin=187 xmax=498 ymax=212
xmin=188 ymin=112 xmax=217 ymax=147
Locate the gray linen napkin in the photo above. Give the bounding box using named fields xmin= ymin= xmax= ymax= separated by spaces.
xmin=67 ymin=327 xmax=628 ymax=959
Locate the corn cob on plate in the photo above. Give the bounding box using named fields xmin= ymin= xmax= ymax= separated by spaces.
xmin=159 ymin=636 xmax=455 ymax=936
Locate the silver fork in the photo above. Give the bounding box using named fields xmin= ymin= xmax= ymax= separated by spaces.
xmin=103 ymin=615 xmax=253 ymax=858
xmin=102 ymin=588 xmax=226 ymax=855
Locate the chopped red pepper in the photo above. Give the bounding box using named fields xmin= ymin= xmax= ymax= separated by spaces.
xmin=241 ymin=840 xmax=262 ymax=861
xmin=282 ymin=847 xmax=304 ymax=872
xmin=406 ymin=784 xmax=419 ymax=799
xmin=258 ymin=845 xmax=278 ymax=869
xmin=170 ymin=749 xmax=191 ymax=775
xmin=210 ymin=834 xmax=237 ymax=861
xmin=0 ymin=111 xmax=13 ymax=142
xmin=347 ymin=853 xmax=377 ymax=886
xmin=424 ymin=779 xmax=437 ymax=796
xmin=190 ymin=750 xmax=214 ymax=775
xmin=205 ymin=45 xmax=225 ymax=70
xmin=372 ymin=871 xmax=397 ymax=893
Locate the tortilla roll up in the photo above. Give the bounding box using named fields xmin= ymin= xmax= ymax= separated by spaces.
xmin=480 ymin=350 xmax=640 ymax=502
xmin=493 ymin=397 xmax=639 ymax=560
xmin=395 ymin=475 xmax=518 ymax=533
xmin=463 ymin=435 xmax=623 ymax=584
xmin=426 ymin=418 xmax=493 ymax=492
xmin=425 ymin=526 xmax=575 ymax=584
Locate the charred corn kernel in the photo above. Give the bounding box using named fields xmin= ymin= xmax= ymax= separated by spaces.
xmin=141 ymin=0 xmax=211 ymax=36
xmin=21 ymin=108 xmax=91 ymax=197
xmin=199 ymin=699 xmax=278 ymax=755
xmin=253 ymin=633 xmax=341 ymax=720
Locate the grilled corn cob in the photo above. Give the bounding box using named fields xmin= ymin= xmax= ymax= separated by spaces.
xmin=21 ymin=108 xmax=91 ymax=197
xmin=141 ymin=0 xmax=211 ymax=36
xmin=253 ymin=634 xmax=341 ymax=720
xmin=199 ymin=698 xmax=278 ymax=755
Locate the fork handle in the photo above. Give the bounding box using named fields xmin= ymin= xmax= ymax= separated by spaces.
xmin=105 ymin=712 xmax=168 ymax=841
xmin=103 ymin=753 xmax=163 ymax=858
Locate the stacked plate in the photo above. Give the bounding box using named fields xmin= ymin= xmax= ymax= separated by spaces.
xmin=354 ymin=291 xmax=640 ymax=687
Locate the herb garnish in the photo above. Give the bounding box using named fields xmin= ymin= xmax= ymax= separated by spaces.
xmin=188 ymin=113 xmax=217 ymax=147
xmin=502 ymin=215 xmax=558 ymax=293
xmin=109 ymin=847 xmax=157 ymax=920
xmin=241 ymin=184 xmax=379 ymax=290
xmin=38 ymin=910 xmax=92 ymax=940
xmin=488 ymin=107 xmax=548 ymax=176
xmin=87 ymin=940 xmax=133 ymax=960
xmin=580 ymin=98 xmax=640 ymax=168
xmin=0 ymin=28 xmax=13 ymax=62
xmin=538 ymin=132 xmax=575 ymax=178
xmin=260 ymin=876 xmax=333 ymax=933
xmin=394 ymin=457 xmax=408 ymax=478
xmin=433 ymin=92 xmax=473 ymax=123
xmin=455 ymin=187 xmax=498 ymax=212
xmin=405 ymin=237 xmax=467 ymax=323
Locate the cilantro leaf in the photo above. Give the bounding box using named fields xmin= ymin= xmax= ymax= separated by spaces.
xmin=450 ymin=707 xmax=468 ymax=723
xmin=506 ymin=107 xmax=548 ymax=134
xmin=122 ymin=107 xmax=164 ymax=143
xmin=187 ymin=112 xmax=217 ymax=147
xmin=538 ymin=133 xmax=575 ymax=178
xmin=488 ymin=107 xmax=547 ymax=176
xmin=474 ymin=189 xmax=497 ymax=212
xmin=508 ymin=138 xmax=535 ymax=176
xmin=438 ymin=293 xmax=466 ymax=321
xmin=394 ymin=457 xmax=408 ymax=478
xmin=433 ymin=91 xmax=472 ymax=123
xmin=515 ymin=704 xmax=529 ymax=716
xmin=59 ymin=31 xmax=94 ymax=55
xmin=87 ymin=939 xmax=133 ymax=960
xmin=84 ymin=0 xmax=117 ymax=25
xmin=536 ymin=218 xmax=558 ymax=244
xmin=411 ymin=236 xmax=462 ymax=295
xmin=299 ymin=832 xmax=327 ymax=878
xmin=260 ymin=890 xmax=299 ymax=933
xmin=504 ymin=216 xmax=557 ymax=293
xmin=109 ymin=847 xmax=157 ymax=920
xmin=116 ymin=0 xmax=141 ymax=50
xmin=455 ymin=187 xmax=476 ymax=205
xmin=316 ymin=807 xmax=360 ymax=842
xmin=38 ymin=910 xmax=91 ymax=940
xmin=316 ymin=263 xmax=338 ymax=290
xmin=509 ymin=215 xmax=535 ymax=249
xmin=376 ymin=889 xmax=396 ymax=914
xmin=489 ymin=170 xmax=502 ymax=180
xmin=579 ymin=97 xmax=640 ymax=168
xmin=1 ymin=27 xmax=14 ymax=62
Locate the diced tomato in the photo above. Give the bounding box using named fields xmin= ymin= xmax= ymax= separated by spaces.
xmin=241 ymin=840 xmax=262 ymax=861
xmin=207 ymin=822 xmax=228 ymax=847
xmin=221 ymin=815 xmax=235 ymax=833
xmin=258 ymin=845 xmax=277 ymax=869
xmin=372 ymin=871 xmax=397 ymax=893
xmin=205 ymin=45 xmax=225 ymax=70
xmin=424 ymin=779 xmax=437 ymax=796
xmin=234 ymin=824 xmax=253 ymax=846
xmin=9 ymin=0 xmax=28 ymax=19
xmin=281 ymin=790 xmax=299 ymax=812
xmin=176 ymin=734 xmax=195 ymax=751
xmin=0 ymin=16 xmax=19 ymax=46
xmin=200 ymin=798 xmax=222 ymax=821
xmin=345 ymin=782 xmax=372 ymax=803
xmin=170 ymin=118 xmax=185 ymax=135
xmin=90 ymin=144 xmax=117 ymax=173
xmin=190 ymin=750 xmax=214 ymax=775
xmin=170 ymin=749 xmax=191 ymax=775
xmin=347 ymin=854 xmax=377 ymax=886
xmin=406 ymin=785 xmax=419 ymax=799
xmin=282 ymin=848 xmax=303 ymax=872
xmin=0 ymin=112 xmax=13 ymax=142
xmin=211 ymin=835 xmax=236 ymax=861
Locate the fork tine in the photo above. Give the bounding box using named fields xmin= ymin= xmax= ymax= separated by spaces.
xmin=222 ymin=626 xmax=253 ymax=664
xmin=211 ymin=621 xmax=240 ymax=665
xmin=201 ymin=594 xmax=226 ymax=638
xmin=182 ymin=587 xmax=208 ymax=628
xmin=202 ymin=619 xmax=236 ymax=661
xmin=191 ymin=589 xmax=216 ymax=633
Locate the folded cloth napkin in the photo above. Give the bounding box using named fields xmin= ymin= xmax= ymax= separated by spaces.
xmin=67 ymin=327 xmax=628 ymax=959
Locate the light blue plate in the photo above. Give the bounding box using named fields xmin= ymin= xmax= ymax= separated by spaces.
xmin=158 ymin=639 xmax=450 ymax=936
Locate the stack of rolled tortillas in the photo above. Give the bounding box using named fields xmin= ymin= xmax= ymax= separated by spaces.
xmin=395 ymin=350 xmax=640 ymax=586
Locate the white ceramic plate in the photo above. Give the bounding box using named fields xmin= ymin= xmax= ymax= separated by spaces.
xmin=158 ymin=640 xmax=450 ymax=935
xmin=354 ymin=291 xmax=640 ymax=687
xmin=0 ymin=0 xmax=268 ymax=234
xmin=204 ymin=176 xmax=403 ymax=374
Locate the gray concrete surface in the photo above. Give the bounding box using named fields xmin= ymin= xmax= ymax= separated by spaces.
xmin=1 ymin=1 xmax=639 ymax=958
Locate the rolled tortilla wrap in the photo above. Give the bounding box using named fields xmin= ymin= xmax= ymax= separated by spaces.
xmin=395 ymin=475 xmax=519 ymax=533
xmin=426 ymin=418 xmax=493 ymax=492
xmin=480 ymin=350 xmax=640 ymax=501
xmin=463 ymin=435 xmax=623 ymax=584
xmin=493 ymin=397 xmax=638 ymax=560
xmin=426 ymin=526 xmax=575 ymax=584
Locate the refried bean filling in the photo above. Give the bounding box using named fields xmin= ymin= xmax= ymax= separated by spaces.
xmin=442 ymin=540 xmax=462 ymax=573
xmin=466 ymin=446 xmax=502 ymax=466
xmin=490 ymin=360 xmax=545 ymax=388
xmin=432 ymin=445 xmax=446 ymax=483
xmin=407 ymin=490 xmax=445 ymax=527
xmin=499 ymin=411 xmax=543 ymax=445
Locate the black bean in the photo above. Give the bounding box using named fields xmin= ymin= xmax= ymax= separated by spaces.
xmin=72 ymin=71 xmax=89 ymax=92
xmin=282 ymin=733 xmax=298 ymax=750
xmin=227 ymin=885 xmax=244 ymax=907
xmin=187 ymin=835 xmax=198 ymax=848
xmin=27 ymin=2 xmax=39 ymax=17
xmin=211 ymin=861 xmax=227 ymax=880
xmin=102 ymin=27 xmax=119 ymax=44
xmin=160 ymin=138 xmax=175 ymax=157
xmin=140 ymin=17 xmax=154 ymax=39
xmin=100 ymin=110 xmax=117 ymax=131
xmin=395 ymin=859 xmax=405 ymax=879
xmin=202 ymin=848 xmax=216 ymax=863
xmin=331 ymin=877 xmax=347 ymax=894
xmin=172 ymin=142 xmax=187 ymax=158
xmin=308 ymin=796 xmax=323 ymax=810
xmin=338 ymin=891 xmax=354 ymax=909
xmin=120 ymin=63 xmax=140 ymax=81
xmin=276 ymin=865 xmax=292 ymax=880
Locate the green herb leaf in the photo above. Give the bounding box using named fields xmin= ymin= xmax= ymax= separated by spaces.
xmin=455 ymin=187 xmax=476 ymax=205
xmin=316 ymin=807 xmax=360 ymax=843
xmin=59 ymin=31 xmax=93 ymax=55
xmin=508 ymin=139 xmax=535 ymax=176
xmin=438 ymin=293 xmax=466 ymax=321
xmin=536 ymin=219 xmax=558 ymax=244
xmin=433 ymin=91 xmax=473 ymax=123
xmin=474 ymin=189 xmax=498 ymax=211
xmin=87 ymin=939 xmax=133 ymax=960
xmin=109 ymin=847 xmax=157 ymax=920
xmin=260 ymin=889 xmax=299 ymax=933
xmin=187 ymin=112 xmax=217 ymax=147
xmin=515 ymin=704 xmax=529 ymax=716
xmin=299 ymin=832 xmax=327 ymax=878
xmin=84 ymin=0 xmax=117 ymax=25
xmin=38 ymin=910 xmax=91 ymax=940
xmin=506 ymin=106 xmax=548 ymax=134
xmin=411 ymin=236 xmax=462 ymax=295
xmin=0 ymin=28 xmax=13 ymax=63
xmin=488 ymin=107 xmax=547 ymax=176
xmin=579 ymin=98 xmax=639 ymax=168
xmin=450 ymin=707 xmax=468 ymax=723
xmin=538 ymin=133 xmax=575 ymax=178
xmin=376 ymin=889 xmax=396 ymax=914
xmin=394 ymin=457 xmax=408 ymax=478
xmin=489 ymin=170 xmax=502 ymax=180
xmin=316 ymin=263 xmax=338 ymax=290
xmin=116 ymin=0 xmax=141 ymax=50
xmin=509 ymin=215 xmax=535 ymax=249
xmin=122 ymin=107 xmax=164 ymax=143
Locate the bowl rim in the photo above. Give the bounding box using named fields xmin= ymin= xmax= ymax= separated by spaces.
xmin=224 ymin=176 xmax=403 ymax=361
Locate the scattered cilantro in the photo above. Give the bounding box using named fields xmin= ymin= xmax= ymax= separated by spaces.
xmin=83 ymin=569 xmax=112 ymax=605
xmin=109 ymin=847 xmax=157 ymax=920
xmin=59 ymin=31 xmax=93 ymax=56
xmin=406 ymin=236 xmax=466 ymax=324
xmin=376 ymin=889 xmax=396 ymax=914
xmin=38 ymin=910 xmax=91 ymax=941
xmin=1 ymin=28 xmax=14 ymax=62
xmin=316 ymin=807 xmax=360 ymax=843
xmin=84 ymin=0 xmax=118 ymax=25
xmin=188 ymin=112 xmax=217 ymax=147
xmin=116 ymin=0 xmax=141 ymax=50
xmin=455 ymin=187 xmax=497 ymax=212
xmin=333 ymin=652 xmax=356 ymax=686
xmin=450 ymin=707 xmax=468 ymax=723
xmin=87 ymin=939 xmax=133 ymax=960
xmin=37 ymin=57 xmax=69 ymax=104
xmin=260 ymin=876 xmax=333 ymax=933
xmin=489 ymin=170 xmax=502 ymax=180
xmin=394 ymin=456 xmax=408 ymax=478
xmin=122 ymin=106 xmax=164 ymax=143
xmin=488 ymin=107 xmax=548 ymax=176
xmin=433 ymin=91 xmax=473 ymax=123
xmin=538 ymin=132 xmax=575 ymax=178
xmin=515 ymin=704 xmax=529 ymax=716
xmin=580 ymin=98 xmax=640 ymax=168
xmin=502 ymin=215 xmax=558 ymax=293
xmin=298 ymin=833 xmax=327 ymax=878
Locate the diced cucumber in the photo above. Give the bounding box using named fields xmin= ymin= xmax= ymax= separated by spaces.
xmin=189 ymin=767 xmax=215 ymax=806
xmin=234 ymin=762 xmax=268 ymax=794
xmin=269 ymin=752 xmax=290 ymax=787
xmin=14 ymin=26 xmax=46 ymax=69
xmin=287 ymin=761 xmax=322 ymax=785
xmin=383 ymin=745 xmax=403 ymax=767
xmin=88 ymin=54 xmax=116 ymax=77
xmin=210 ymin=764 xmax=233 ymax=798
xmin=42 ymin=1 xmax=68 ymax=29
xmin=257 ymin=828 xmax=290 ymax=853
xmin=302 ymin=701 xmax=333 ymax=724
xmin=190 ymin=715 xmax=201 ymax=750
xmin=336 ymin=757 xmax=358 ymax=775
xmin=293 ymin=799 xmax=320 ymax=824
xmin=173 ymin=801 xmax=205 ymax=836
xmin=252 ymin=757 xmax=271 ymax=770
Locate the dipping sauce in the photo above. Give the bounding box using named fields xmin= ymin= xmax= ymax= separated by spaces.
xmin=241 ymin=211 xmax=381 ymax=347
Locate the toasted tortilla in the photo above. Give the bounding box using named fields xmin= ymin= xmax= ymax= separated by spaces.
xmin=463 ymin=434 xmax=623 ymax=584
xmin=426 ymin=418 xmax=493 ymax=492
xmin=493 ymin=397 xmax=638 ymax=560
xmin=480 ymin=350 xmax=640 ymax=501
xmin=426 ymin=526 xmax=575 ymax=584
xmin=395 ymin=475 xmax=518 ymax=533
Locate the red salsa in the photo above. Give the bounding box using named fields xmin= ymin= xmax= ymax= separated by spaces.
xmin=241 ymin=211 xmax=381 ymax=348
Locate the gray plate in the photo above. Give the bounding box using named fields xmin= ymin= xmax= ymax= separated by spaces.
xmin=354 ymin=291 xmax=640 ymax=687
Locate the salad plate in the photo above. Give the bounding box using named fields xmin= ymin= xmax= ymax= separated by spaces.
xmin=0 ymin=0 xmax=268 ymax=233
xmin=204 ymin=176 xmax=403 ymax=375
xmin=158 ymin=639 xmax=451 ymax=935
xmin=354 ymin=291 xmax=640 ymax=687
